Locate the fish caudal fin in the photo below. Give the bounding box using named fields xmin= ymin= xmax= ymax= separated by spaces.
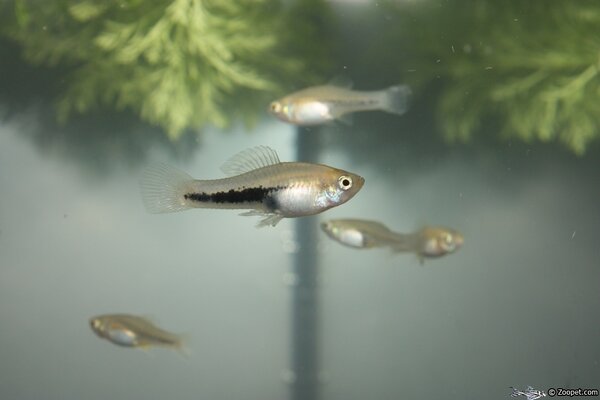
xmin=174 ymin=333 xmax=192 ymax=358
xmin=140 ymin=163 xmax=195 ymax=214
xmin=383 ymin=84 xmax=411 ymax=116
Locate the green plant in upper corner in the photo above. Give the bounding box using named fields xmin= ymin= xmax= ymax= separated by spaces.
xmin=388 ymin=0 xmax=600 ymax=155
xmin=0 ymin=0 xmax=334 ymax=139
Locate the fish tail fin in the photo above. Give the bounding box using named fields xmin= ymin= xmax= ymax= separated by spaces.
xmin=174 ymin=333 xmax=192 ymax=359
xmin=140 ymin=163 xmax=195 ymax=214
xmin=389 ymin=232 xmax=415 ymax=253
xmin=382 ymin=84 xmax=411 ymax=116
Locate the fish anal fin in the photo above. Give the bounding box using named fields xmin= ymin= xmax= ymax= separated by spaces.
xmin=337 ymin=112 xmax=354 ymax=126
xmin=137 ymin=344 xmax=155 ymax=357
xmin=220 ymin=146 xmax=280 ymax=176
xmin=238 ymin=211 xmax=283 ymax=228
xmin=258 ymin=214 xmax=283 ymax=227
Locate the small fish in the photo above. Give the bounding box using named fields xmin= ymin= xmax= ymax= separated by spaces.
xmin=269 ymin=82 xmax=411 ymax=126
xmin=510 ymin=386 xmax=547 ymax=400
xmin=320 ymin=219 xmax=463 ymax=263
xmin=89 ymin=314 xmax=186 ymax=353
xmin=140 ymin=146 xmax=364 ymax=227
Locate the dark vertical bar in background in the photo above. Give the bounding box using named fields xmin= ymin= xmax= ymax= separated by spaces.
xmin=290 ymin=127 xmax=321 ymax=400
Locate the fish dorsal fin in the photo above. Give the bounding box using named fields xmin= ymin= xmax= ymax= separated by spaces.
xmin=328 ymin=75 xmax=354 ymax=89
xmin=220 ymin=146 xmax=281 ymax=176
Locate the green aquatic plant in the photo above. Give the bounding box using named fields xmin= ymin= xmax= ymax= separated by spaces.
xmin=394 ymin=0 xmax=600 ymax=155
xmin=1 ymin=0 xmax=332 ymax=138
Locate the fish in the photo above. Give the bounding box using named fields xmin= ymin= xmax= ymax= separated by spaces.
xmin=89 ymin=314 xmax=186 ymax=354
xmin=320 ymin=219 xmax=463 ymax=263
xmin=140 ymin=146 xmax=364 ymax=227
xmin=268 ymin=81 xmax=411 ymax=126
xmin=510 ymin=386 xmax=547 ymax=400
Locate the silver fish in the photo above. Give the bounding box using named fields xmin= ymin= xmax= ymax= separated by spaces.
xmin=141 ymin=146 xmax=364 ymax=227
xmin=89 ymin=314 xmax=185 ymax=353
xmin=510 ymin=386 xmax=547 ymax=400
xmin=269 ymin=82 xmax=411 ymax=126
xmin=321 ymin=219 xmax=463 ymax=263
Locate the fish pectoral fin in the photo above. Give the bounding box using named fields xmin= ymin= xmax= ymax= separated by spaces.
xmin=238 ymin=211 xmax=283 ymax=227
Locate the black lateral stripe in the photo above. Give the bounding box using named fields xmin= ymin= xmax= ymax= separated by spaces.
xmin=184 ymin=187 xmax=277 ymax=204
xmin=334 ymin=98 xmax=378 ymax=107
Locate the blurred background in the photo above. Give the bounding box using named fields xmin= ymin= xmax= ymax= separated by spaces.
xmin=0 ymin=1 xmax=599 ymax=399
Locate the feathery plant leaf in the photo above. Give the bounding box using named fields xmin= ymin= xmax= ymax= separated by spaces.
xmin=1 ymin=0 xmax=333 ymax=138
xmin=387 ymin=0 xmax=600 ymax=155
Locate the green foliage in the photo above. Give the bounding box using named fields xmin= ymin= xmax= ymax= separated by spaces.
xmin=393 ymin=0 xmax=600 ymax=155
xmin=1 ymin=0 xmax=333 ymax=138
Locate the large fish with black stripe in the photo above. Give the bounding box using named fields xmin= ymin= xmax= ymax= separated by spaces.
xmin=140 ymin=146 xmax=364 ymax=227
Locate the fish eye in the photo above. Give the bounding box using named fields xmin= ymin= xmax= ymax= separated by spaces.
xmin=90 ymin=319 xmax=100 ymax=329
xmin=338 ymin=176 xmax=353 ymax=191
xmin=270 ymin=102 xmax=281 ymax=113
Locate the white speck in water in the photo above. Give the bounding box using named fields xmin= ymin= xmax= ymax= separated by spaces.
xmin=281 ymin=369 xmax=296 ymax=384
xmin=436 ymin=59 xmax=441 ymax=63
xmin=282 ymin=272 xmax=298 ymax=286
xmin=281 ymin=230 xmax=300 ymax=254
xmin=514 ymin=18 xmax=519 ymax=22
xmin=42 ymin=25 xmax=47 ymax=31
xmin=451 ymin=45 xmax=455 ymax=53
xmin=571 ymin=231 xmax=576 ymax=239
xmin=485 ymin=66 xmax=493 ymax=70
xmin=463 ymin=44 xmax=472 ymax=54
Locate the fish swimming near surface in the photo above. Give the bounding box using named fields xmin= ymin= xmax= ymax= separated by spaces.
xmin=268 ymin=81 xmax=411 ymax=126
xmin=320 ymin=219 xmax=463 ymax=263
xmin=89 ymin=314 xmax=186 ymax=354
xmin=140 ymin=146 xmax=364 ymax=227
